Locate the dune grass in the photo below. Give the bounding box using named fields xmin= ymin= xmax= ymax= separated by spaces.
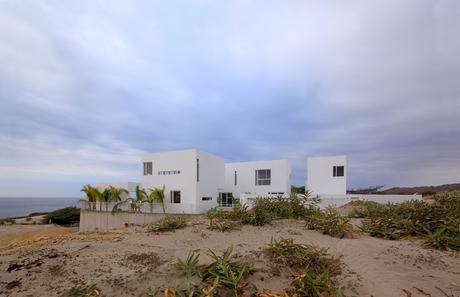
xmin=147 ymin=216 xmax=187 ymax=233
xmin=351 ymin=191 xmax=460 ymax=250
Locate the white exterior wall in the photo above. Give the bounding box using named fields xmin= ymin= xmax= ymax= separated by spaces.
xmin=307 ymin=155 xmax=346 ymax=195
xmin=195 ymin=150 xmax=225 ymax=213
xmin=224 ymin=160 xmax=291 ymax=198
xmin=141 ymin=149 xmax=224 ymax=214
xmin=141 ymin=149 xmax=198 ymax=213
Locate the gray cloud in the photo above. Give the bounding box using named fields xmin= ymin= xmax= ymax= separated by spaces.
xmin=0 ymin=0 xmax=459 ymax=196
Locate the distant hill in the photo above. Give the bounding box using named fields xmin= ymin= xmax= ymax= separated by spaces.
xmin=381 ymin=183 xmax=460 ymax=196
xmin=298 ymin=183 xmax=460 ymax=196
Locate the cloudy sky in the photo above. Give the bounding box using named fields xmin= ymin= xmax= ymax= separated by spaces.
xmin=1 ymin=1 xmax=459 ymax=197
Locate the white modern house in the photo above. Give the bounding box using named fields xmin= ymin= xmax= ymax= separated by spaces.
xmin=80 ymin=149 xmax=423 ymax=231
xmin=107 ymin=149 xmax=292 ymax=214
xmin=90 ymin=149 xmax=421 ymax=214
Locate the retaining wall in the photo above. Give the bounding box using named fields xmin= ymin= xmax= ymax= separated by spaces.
xmin=79 ymin=210 xmax=170 ymax=232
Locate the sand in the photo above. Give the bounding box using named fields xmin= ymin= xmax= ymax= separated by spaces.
xmin=0 ymin=218 xmax=459 ymax=297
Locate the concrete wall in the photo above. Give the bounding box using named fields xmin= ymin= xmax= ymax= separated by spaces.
xmin=307 ymin=155 xmax=347 ymax=195
xmin=225 ymin=160 xmax=291 ymax=198
xmin=79 ymin=209 xmax=173 ymax=231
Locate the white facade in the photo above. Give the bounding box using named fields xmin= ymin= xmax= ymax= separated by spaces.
xmin=306 ymin=155 xmax=347 ymax=195
xmin=141 ymin=149 xmax=224 ymax=214
xmin=95 ymin=150 xmax=292 ymax=214
xmin=90 ymin=151 xmax=423 ymax=215
xmin=225 ymin=160 xmax=291 ymax=198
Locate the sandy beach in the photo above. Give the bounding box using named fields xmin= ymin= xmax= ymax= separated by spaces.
xmin=0 ymin=217 xmax=459 ymax=297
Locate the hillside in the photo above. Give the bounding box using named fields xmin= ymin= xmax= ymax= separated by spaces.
xmin=381 ymin=183 xmax=460 ymax=196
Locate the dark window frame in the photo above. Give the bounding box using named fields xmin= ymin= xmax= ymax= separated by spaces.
xmin=171 ymin=191 xmax=181 ymax=204
xmin=333 ymin=166 xmax=345 ymax=177
xmin=255 ymin=169 xmax=271 ymax=186
xmin=143 ymin=162 xmax=152 ymax=176
xmin=196 ymin=158 xmax=200 ymax=182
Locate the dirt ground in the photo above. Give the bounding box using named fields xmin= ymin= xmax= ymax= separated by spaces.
xmin=0 ymin=217 xmax=459 ymax=297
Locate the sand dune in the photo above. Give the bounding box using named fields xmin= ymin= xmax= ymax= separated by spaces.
xmin=0 ymin=218 xmax=458 ymax=297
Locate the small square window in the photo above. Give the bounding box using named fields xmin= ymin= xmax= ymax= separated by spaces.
xmin=333 ymin=166 xmax=344 ymax=177
xmin=255 ymin=169 xmax=271 ymax=186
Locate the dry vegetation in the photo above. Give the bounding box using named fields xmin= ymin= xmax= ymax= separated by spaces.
xmin=349 ymin=191 xmax=460 ymax=250
xmin=1 ymin=192 xmax=459 ymax=297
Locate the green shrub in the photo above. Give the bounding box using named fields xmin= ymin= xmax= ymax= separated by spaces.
xmin=266 ymin=238 xmax=340 ymax=275
xmin=147 ymin=216 xmax=187 ymax=232
xmin=207 ymin=194 xmax=322 ymax=229
xmin=264 ymin=238 xmax=342 ymax=297
xmin=290 ymin=269 xmax=337 ymax=297
xmin=305 ymin=209 xmax=357 ymax=239
xmin=210 ymin=219 xmax=238 ymax=232
xmin=175 ymin=251 xmax=200 ymax=278
xmin=0 ymin=218 xmax=15 ymax=225
xmin=200 ymin=247 xmax=255 ymax=295
xmin=358 ymin=191 xmax=460 ymax=250
xmin=44 ymin=207 xmax=80 ymax=225
xmin=167 ymin=247 xmax=255 ymax=296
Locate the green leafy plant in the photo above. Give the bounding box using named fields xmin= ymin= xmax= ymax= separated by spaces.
xmin=305 ymin=209 xmax=357 ymax=239
xmin=147 ymin=216 xmax=187 ymax=232
xmin=266 ymin=238 xmax=341 ymax=275
xmin=264 ymin=238 xmax=342 ymax=297
xmin=210 ymin=220 xmax=238 ymax=232
xmin=357 ymin=191 xmax=460 ymax=250
xmin=163 ymin=279 xmax=219 ymax=297
xmin=175 ymin=250 xmax=200 ymax=278
xmin=200 ymin=247 xmax=255 ymax=296
xmin=290 ymin=269 xmax=337 ymax=297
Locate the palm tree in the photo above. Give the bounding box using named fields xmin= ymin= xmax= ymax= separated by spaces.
xmin=100 ymin=188 xmax=112 ymax=211
xmin=130 ymin=185 xmax=147 ymax=212
xmin=148 ymin=185 xmax=166 ymax=213
xmin=81 ymin=184 xmax=101 ymax=210
xmin=106 ymin=186 xmax=129 ymax=213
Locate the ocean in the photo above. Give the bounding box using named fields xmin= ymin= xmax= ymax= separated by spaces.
xmin=0 ymin=197 xmax=81 ymax=218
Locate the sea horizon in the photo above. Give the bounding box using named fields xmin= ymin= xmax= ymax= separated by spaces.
xmin=0 ymin=197 xmax=81 ymax=218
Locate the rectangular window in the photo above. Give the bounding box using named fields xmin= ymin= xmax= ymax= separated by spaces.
xmin=143 ymin=162 xmax=152 ymax=175
xmin=158 ymin=170 xmax=181 ymax=175
xmin=234 ymin=171 xmax=237 ymax=186
xmin=171 ymin=191 xmax=181 ymax=203
xmin=202 ymin=197 xmax=212 ymax=201
xmin=333 ymin=166 xmax=344 ymax=177
xmin=219 ymin=192 xmax=233 ymax=207
xmin=255 ymin=169 xmax=271 ymax=186
xmin=196 ymin=158 xmax=200 ymax=182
